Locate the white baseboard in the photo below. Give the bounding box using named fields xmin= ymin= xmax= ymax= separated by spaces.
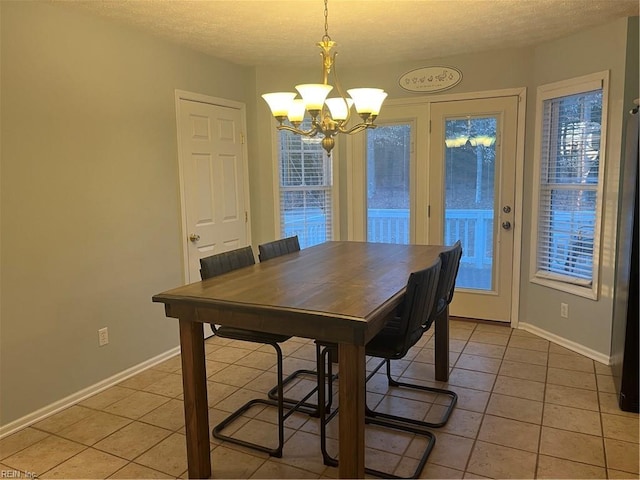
xmin=518 ymin=322 xmax=611 ymax=365
xmin=0 ymin=346 xmax=181 ymax=439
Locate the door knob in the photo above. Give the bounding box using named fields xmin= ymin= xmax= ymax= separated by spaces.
xmin=189 ymin=233 xmax=200 ymax=242
xmin=501 ymin=221 xmax=512 ymax=230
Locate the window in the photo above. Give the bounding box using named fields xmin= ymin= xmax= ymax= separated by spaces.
xmin=278 ymin=119 xmax=334 ymax=248
xmin=531 ymin=71 xmax=608 ymax=298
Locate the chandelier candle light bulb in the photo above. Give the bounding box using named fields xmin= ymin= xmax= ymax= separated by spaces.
xmin=261 ymin=0 xmax=387 ymax=155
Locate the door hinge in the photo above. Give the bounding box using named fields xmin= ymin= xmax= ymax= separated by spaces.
xmin=245 ymin=211 xmax=248 ymax=223
xmin=241 ymin=133 xmax=245 ymax=145
xmin=429 ymin=120 xmax=431 ymax=134
xmin=428 ymin=205 xmax=431 ymax=218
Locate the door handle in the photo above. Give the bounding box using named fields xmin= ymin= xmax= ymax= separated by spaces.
xmin=501 ymin=221 xmax=512 ymax=230
xmin=189 ymin=233 xmax=200 ymax=242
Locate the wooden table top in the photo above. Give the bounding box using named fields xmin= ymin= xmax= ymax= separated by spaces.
xmin=153 ymin=241 xmax=445 ymax=345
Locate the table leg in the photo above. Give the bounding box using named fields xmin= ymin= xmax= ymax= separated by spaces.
xmin=179 ymin=320 xmax=211 ymax=479
xmin=338 ymin=343 xmax=365 ymax=479
xmin=434 ymin=306 xmax=450 ymax=382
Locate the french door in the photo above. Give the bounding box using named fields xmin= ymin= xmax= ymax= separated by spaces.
xmin=349 ymin=95 xmax=520 ymax=322
xmin=429 ymin=97 xmax=518 ymax=322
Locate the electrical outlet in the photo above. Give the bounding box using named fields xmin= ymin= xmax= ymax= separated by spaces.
xmin=98 ymin=327 xmax=109 ymax=346
xmin=560 ymin=303 xmax=569 ymax=319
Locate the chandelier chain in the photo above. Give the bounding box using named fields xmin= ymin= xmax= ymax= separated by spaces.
xmin=322 ymin=0 xmax=331 ymax=42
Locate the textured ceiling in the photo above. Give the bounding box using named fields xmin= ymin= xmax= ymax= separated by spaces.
xmin=53 ymin=0 xmax=639 ymax=68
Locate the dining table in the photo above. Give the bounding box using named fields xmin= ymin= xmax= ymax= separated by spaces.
xmin=152 ymin=240 xmax=450 ymax=479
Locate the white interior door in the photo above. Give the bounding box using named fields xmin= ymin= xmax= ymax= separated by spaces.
xmin=176 ymin=95 xmax=250 ymax=284
xmin=429 ymin=97 xmax=519 ymax=322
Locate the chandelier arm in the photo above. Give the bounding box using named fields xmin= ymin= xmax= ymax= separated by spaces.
xmin=276 ymin=124 xmax=320 ymax=137
xmin=337 ymin=122 xmax=377 ymax=135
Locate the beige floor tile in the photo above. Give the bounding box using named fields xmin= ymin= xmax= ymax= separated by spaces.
xmin=103 ymin=391 xmax=170 ymax=420
xmin=608 ymin=468 xmax=640 ymax=479
xmin=596 ymin=373 xmax=617 ymax=393
xmin=435 ymin=386 xmax=489 ymax=413
xmin=599 ymin=391 xmax=640 ymax=418
xmin=364 ymin=446 xmax=403 ymax=477
xmin=151 ymin=354 xmax=182 ymax=374
xmin=2 ymin=436 xmax=86 ymax=475
xmin=468 ymin=331 xmax=510 ymax=346
xmin=507 ymin=335 xmax=549 ymax=352
xmin=119 ymin=369 xmax=170 ymax=390
xmin=32 ymin=405 xmax=94 ymax=434
xmin=222 ymin=417 xmax=295 ymax=453
xmin=401 ymin=361 xmax=437 ymax=383
xmin=473 ymin=323 xmax=511 ymax=335
xmin=205 ymin=380 xmax=240 ymax=408
xmin=235 ymin=350 xmax=278 ymax=370
xmin=372 ymin=394 xmax=432 ymax=423
xmin=601 ymin=413 xmax=640 ymax=443
xmin=210 ymin=445 xmax=265 ymax=479
xmin=539 ymin=426 xmax=605 ymax=466
xmin=447 ymin=368 xmax=496 ymax=391
xmin=499 ymin=359 xmax=547 ymax=382
xmin=0 ymin=428 xmax=49 ymax=460
xmin=139 ymin=398 xmax=185 ymax=431
xmin=419 ymin=433 xmax=473 ymax=471
xmin=547 ymin=367 xmax=597 ymax=390
xmin=542 ymin=403 xmax=602 ymax=436
xmin=274 ymin=430 xmax=333 ymax=475
xmin=56 ymin=411 xmax=132 ymax=446
xmin=477 ymin=414 xmax=540 ymax=452
xmin=466 ymin=440 xmax=537 ymax=478
xmin=143 ymin=372 xmax=184 ymax=398
xmin=416 ymin=463 xmax=464 ymax=479
xmin=134 ymin=432 xmax=188 ymax=477
xmin=503 ymin=347 xmax=548 ymax=366
xmin=545 ymin=383 xmax=599 ymax=411
xmin=548 ymin=352 xmax=594 ymax=373
xmin=209 ymin=364 xmax=265 ymax=388
xmin=454 ymin=354 xmax=501 ymax=374
xmin=94 ymin=421 xmax=172 ymax=460
xmin=536 ymin=454 xmax=606 ymax=479
xmin=79 ymin=386 xmax=136 ymax=410
xmin=462 ymin=341 xmax=506 ymax=359
xmin=605 ymin=438 xmax=640 ymax=474
xmin=210 ymin=345 xmax=253 ymax=364
xmin=485 ymin=393 xmax=543 ymax=424
xmin=492 ymin=375 xmax=545 ymax=402
xmin=437 ymin=408 xmax=483 ymax=438
xmin=250 ymin=458 xmax=319 ymax=478
xmin=449 ymin=328 xmax=473 ymax=341
xmin=594 ymin=362 xmax=613 ymax=375
xmin=41 ymin=447 xmax=127 ymax=479
xmin=108 ymin=462 xmax=174 ymax=478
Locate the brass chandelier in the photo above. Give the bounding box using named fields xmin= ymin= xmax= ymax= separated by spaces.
xmin=262 ymin=0 xmax=388 ymax=155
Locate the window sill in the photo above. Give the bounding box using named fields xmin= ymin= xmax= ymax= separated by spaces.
xmin=530 ymin=274 xmax=598 ymax=300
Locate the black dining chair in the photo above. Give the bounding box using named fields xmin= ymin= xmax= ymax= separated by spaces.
xmin=365 ymin=240 xmax=462 ymax=430
xmin=258 ymin=234 xmax=301 ymax=261
xmin=258 ymin=235 xmax=332 ymax=415
xmin=317 ymin=258 xmax=444 ymax=479
xmin=200 ymin=246 xmax=316 ymax=457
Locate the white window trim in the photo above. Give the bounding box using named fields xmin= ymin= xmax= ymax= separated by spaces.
xmin=270 ymin=126 xmax=339 ymax=244
xmin=529 ymin=71 xmax=609 ymax=300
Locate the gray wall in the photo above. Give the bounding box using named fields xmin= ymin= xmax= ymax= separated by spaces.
xmin=0 ymin=1 xmax=253 ymax=426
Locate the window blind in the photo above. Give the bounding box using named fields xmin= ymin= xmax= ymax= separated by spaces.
xmin=536 ymin=88 xmax=603 ymax=286
xmin=278 ymin=120 xmax=332 ymax=248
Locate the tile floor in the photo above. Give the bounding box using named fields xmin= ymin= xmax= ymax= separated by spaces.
xmin=1 ymin=319 xmax=638 ymax=479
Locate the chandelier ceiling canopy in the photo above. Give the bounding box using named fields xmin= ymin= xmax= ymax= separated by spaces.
xmin=262 ymin=0 xmax=388 ymax=155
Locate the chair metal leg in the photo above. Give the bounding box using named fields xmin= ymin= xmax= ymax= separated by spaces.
xmin=365 ymin=359 xmax=458 ymax=429
xmin=317 ymin=347 xmax=437 ymax=479
xmin=212 ymin=342 xmax=320 ymax=457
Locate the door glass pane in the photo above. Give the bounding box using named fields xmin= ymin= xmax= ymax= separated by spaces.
xmin=366 ymin=125 xmax=411 ymax=244
xmin=444 ymin=116 xmax=497 ymax=290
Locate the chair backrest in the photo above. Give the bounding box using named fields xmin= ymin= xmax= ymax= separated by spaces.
xmin=432 ymin=240 xmax=463 ymax=319
xmin=393 ymin=258 xmax=442 ymax=356
xmin=258 ymin=235 xmax=301 ymax=262
xmin=200 ymin=246 xmax=255 ymax=280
